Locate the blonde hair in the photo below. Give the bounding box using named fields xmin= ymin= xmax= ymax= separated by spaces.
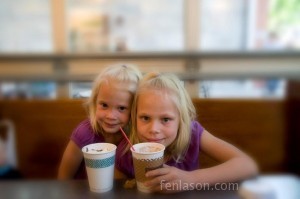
xmin=87 ymin=63 xmax=142 ymax=135
xmin=130 ymin=72 xmax=196 ymax=162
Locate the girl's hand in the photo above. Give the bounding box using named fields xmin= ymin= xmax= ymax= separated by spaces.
xmin=144 ymin=164 xmax=193 ymax=193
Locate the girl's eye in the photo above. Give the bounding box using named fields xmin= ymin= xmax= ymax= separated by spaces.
xmin=140 ymin=116 xmax=149 ymax=121
xmin=99 ymin=103 xmax=108 ymax=108
xmin=162 ymin=118 xmax=171 ymax=123
xmin=118 ymin=106 xmax=127 ymax=111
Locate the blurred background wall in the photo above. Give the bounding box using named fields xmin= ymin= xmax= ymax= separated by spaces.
xmin=0 ymin=0 xmax=299 ymax=99
xmin=0 ymin=0 xmax=299 ymax=178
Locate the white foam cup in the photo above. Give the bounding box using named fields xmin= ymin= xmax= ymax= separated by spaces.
xmin=82 ymin=143 xmax=117 ymax=193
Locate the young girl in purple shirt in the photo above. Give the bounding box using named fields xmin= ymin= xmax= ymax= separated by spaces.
xmin=58 ymin=64 xmax=141 ymax=179
xmin=116 ymin=72 xmax=258 ymax=193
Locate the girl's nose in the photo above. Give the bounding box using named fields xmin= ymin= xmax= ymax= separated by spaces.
xmin=149 ymin=121 xmax=160 ymax=134
xmin=106 ymin=109 xmax=117 ymax=119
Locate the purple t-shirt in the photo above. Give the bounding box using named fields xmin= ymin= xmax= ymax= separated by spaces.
xmin=115 ymin=121 xmax=204 ymax=178
xmin=70 ymin=119 xmax=105 ymax=179
xmin=71 ymin=119 xmax=105 ymax=149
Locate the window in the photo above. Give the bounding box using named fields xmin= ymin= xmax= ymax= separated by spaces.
xmin=70 ymin=82 xmax=92 ymax=99
xmin=200 ymin=79 xmax=286 ymax=99
xmin=0 ymin=0 xmax=297 ymax=99
xmin=0 ymin=0 xmax=52 ymax=52
xmin=200 ymin=0 xmax=300 ymax=51
xmin=66 ymin=0 xmax=184 ymax=52
xmin=0 ymin=82 xmax=56 ymax=99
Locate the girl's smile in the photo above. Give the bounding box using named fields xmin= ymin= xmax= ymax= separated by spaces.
xmin=102 ymin=122 xmax=120 ymax=129
xmin=145 ymin=138 xmax=165 ymax=143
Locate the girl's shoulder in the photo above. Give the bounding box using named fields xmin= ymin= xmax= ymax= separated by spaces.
xmin=72 ymin=119 xmax=94 ymax=135
xmin=191 ymin=120 xmax=204 ymax=136
xmin=75 ymin=118 xmax=92 ymax=128
xmin=71 ymin=119 xmax=104 ymax=148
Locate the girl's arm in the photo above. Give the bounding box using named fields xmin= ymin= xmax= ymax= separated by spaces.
xmin=191 ymin=129 xmax=258 ymax=184
xmin=57 ymin=140 xmax=83 ymax=180
xmin=145 ymin=130 xmax=258 ymax=193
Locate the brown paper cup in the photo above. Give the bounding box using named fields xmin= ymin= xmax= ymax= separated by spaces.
xmin=131 ymin=142 xmax=165 ymax=193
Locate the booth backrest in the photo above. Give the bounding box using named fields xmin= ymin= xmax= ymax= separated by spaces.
xmin=0 ymin=99 xmax=287 ymax=179
xmin=0 ymin=100 xmax=87 ymax=179
xmin=193 ymin=99 xmax=286 ymax=173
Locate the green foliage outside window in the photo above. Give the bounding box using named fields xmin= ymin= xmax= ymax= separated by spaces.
xmin=269 ymin=0 xmax=300 ymax=29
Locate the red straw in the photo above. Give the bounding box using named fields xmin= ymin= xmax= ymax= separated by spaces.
xmin=119 ymin=127 xmax=135 ymax=151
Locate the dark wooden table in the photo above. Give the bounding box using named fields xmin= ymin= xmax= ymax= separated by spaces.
xmin=0 ymin=175 xmax=299 ymax=199
xmin=0 ymin=179 xmax=240 ymax=199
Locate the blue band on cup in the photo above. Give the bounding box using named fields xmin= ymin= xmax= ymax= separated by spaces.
xmin=84 ymin=156 xmax=115 ymax=168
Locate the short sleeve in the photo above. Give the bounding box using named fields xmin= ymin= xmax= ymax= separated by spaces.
xmin=166 ymin=120 xmax=204 ymax=170
xmin=70 ymin=119 xmax=104 ymax=149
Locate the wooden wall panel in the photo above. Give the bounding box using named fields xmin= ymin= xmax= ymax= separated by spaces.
xmin=0 ymin=99 xmax=288 ymax=179
xmin=0 ymin=100 xmax=87 ymax=178
xmin=193 ymin=99 xmax=287 ymax=173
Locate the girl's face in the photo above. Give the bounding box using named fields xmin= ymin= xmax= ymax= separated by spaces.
xmin=136 ymin=90 xmax=179 ymax=147
xmin=95 ymin=80 xmax=132 ymax=134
